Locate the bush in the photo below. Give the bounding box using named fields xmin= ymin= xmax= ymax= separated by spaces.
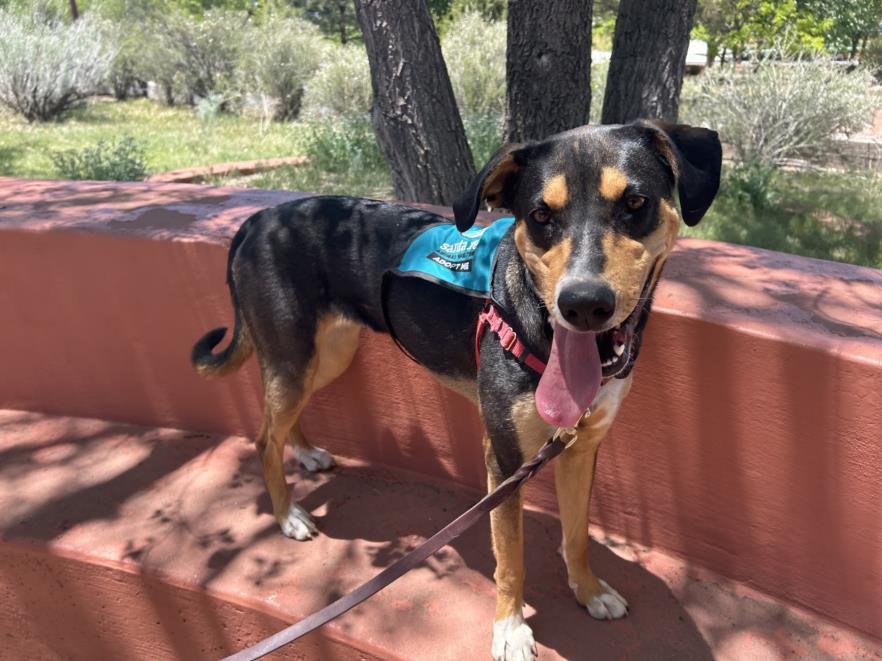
xmin=463 ymin=112 xmax=503 ymax=167
xmin=238 ymin=16 xmax=328 ymax=121
xmin=589 ymin=60 xmax=608 ymax=124
xmin=0 ymin=11 xmax=116 ymax=121
xmin=441 ymin=11 xmax=506 ymax=116
xmin=298 ymin=115 xmax=385 ymax=175
xmin=681 ymin=54 xmax=878 ymax=165
xmin=52 ymin=136 xmax=148 ymax=181
xmin=301 ymin=45 xmax=373 ymax=119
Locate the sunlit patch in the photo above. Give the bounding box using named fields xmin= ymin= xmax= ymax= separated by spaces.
xmin=513 ymin=221 xmax=572 ymax=308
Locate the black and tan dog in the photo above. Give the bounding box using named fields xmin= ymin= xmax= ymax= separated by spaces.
xmin=192 ymin=120 xmax=721 ymax=660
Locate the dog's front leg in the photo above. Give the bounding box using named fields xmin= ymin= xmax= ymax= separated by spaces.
xmin=555 ymin=378 xmax=632 ymax=620
xmin=485 ymin=436 xmax=536 ymax=661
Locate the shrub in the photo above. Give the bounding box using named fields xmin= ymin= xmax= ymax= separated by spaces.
xmin=681 ymin=54 xmax=878 ymax=165
xmin=298 ymin=115 xmax=385 ymax=175
xmin=441 ymin=11 xmax=506 ymax=116
xmin=0 ymin=11 xmax=116 ymax=121
xmin=51 ymin=136 xmax=148 ymax=181
xmin=301 ymin=45 xmax=373 ymax=119
xmin=463 ymin=112 xmax=503 ymax=167
xmin=238 ymin=16 xmax=328 ymax=121
xmin=589 ymin=60 xmax=608 ymax=124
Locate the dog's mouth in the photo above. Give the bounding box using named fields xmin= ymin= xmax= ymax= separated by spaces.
xmin=596 ymin=300 xmax=644 ymax=379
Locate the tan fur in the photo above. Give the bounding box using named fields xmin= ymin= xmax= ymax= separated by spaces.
xmin=513 ymin=221 xmax=573 ymax=309
xmin=542 ymin=174 xmax=569 ymax=210
xmin=599 ymin=166 xmax=628 ymax=201
xmin=482 ymin=154 xmax=520 ymax=209
xmin=601 ymin=199 xmax=680 ymax=327
xmin=510 ymin=393 xmax=554 ymax=457
xmin=485 ymin=435 xmax=526 ymax=622
xmin=434 ymin=374 xmax=479 ymax=405
xmin=555 ymin=376 xmax=632 ymax=605
xmin=195 ymin=325 xmax=253 ymax=377
xmin=257 ymin=314 xmax=361 ymax=522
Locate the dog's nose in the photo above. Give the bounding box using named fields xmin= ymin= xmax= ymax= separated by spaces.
xmin=557 ymin=280 xmax=616 ymax=331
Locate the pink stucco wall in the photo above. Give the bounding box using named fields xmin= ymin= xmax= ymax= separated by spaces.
xmin=1 ymin=178 xmax=880 ymax=641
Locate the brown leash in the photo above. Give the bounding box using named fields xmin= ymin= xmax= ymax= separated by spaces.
xmin=221 ymin=428 xmax=577 ymax=661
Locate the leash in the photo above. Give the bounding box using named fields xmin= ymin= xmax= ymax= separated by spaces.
xmin=221 ymin=426 xmax=579 ymax=661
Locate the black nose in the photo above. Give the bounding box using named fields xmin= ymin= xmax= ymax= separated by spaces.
xmin=557 ymin=280 xmax=616 ymax=331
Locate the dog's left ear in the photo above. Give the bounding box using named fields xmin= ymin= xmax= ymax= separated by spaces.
xmin=453 ymin=142 xmax=525 ymax=232
xmin=638 ymin=120 xmax=722 ymax=226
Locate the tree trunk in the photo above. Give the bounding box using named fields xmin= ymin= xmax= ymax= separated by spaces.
xmin=339 ymin=1 xmax=347 ymax=44
xmin=601 ymin=0 xmax=697 ymax=124
xmin=354 ymin=0 xmax=475 ymax=205
xmin=504 ymin=0 xmax=592 ymax=143
xmin=69 ymin=0 xmax=79 ymax=20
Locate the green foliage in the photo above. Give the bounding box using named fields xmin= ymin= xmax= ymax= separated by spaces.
xmin=695 ymin=0 xmax=829 ymax=61
xmin=682 ymin=54 xmax=878 ymax=165
xmin=862 ymin=37 xmax=882 ymax=82
xmin=287 ymin=0 xmax=360 ymax=43
xmin=462 ymin=112 xmax=503 ymax=168
xmin=51 ymin=135 xmax=148 ymax=181
xmin=803 ymin=0 xmax=882 ymax=57
xmin=441 ymin=10 xmax=506 ymax=116
xmin=236 ymin=15 xmax=328 ymax=120
xmin=684 ymin=166 xmax=882 ymax=269
xmin=298 ymin=115 xmax=385 ymax=175
xmin=589 ymin=60 xmax=609 ymax=124
xmin=301 ymin=45 xmax=373 ymax=119
xmin=0 ymin=10 xmax=116 ymax=121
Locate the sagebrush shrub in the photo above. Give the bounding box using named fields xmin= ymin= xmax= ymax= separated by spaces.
xmin=52 ymin=136 xmax=148 ymax=181
xmin=301 ymin=45 xmax=372 ymax=119
xmin=238 ymin=16 xmax=328 ymax=121
xmin=0 ymin=11 xmax=116 ymax=121
xmin=299 ymin=115 xmax=385 ymax=175
xmin=681 ymin=54 xmax=878 ymax=165
xmin=441 ymin=11 xmax=506 ymax=116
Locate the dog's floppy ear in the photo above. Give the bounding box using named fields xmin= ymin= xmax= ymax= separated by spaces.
xmin=453 ymin=142 xmax=524 ymax=232
xmin=639 ymin=120 xmax=722 ymax=226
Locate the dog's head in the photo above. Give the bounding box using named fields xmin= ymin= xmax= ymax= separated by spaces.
xmin=454 ymin=121 xmax=721 ymax=423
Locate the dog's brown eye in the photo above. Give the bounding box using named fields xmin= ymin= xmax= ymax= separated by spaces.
xmin=529 ymin=208 xmax=551 ymax=224
xmin=626 ymin=195 xmax=646 ymax=211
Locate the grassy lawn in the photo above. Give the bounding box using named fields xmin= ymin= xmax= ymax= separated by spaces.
xmin=1 ymin=98 xmax=879 ymax=269
xmin=684 ymin=167 xmax=882 ymax=269
xmin=0 ymin=97 xmax=304 ymax=177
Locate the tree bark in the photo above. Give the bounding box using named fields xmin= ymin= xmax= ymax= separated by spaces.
xmin=354 ymin=0 xmax=475 ymax=205
xmin=69 ymin=0 xmax=79 ymax=20
xmin=601 ymin=0 xmax=697 ymax=124
xmin=504 ymin=0 xmax=592 ymax=143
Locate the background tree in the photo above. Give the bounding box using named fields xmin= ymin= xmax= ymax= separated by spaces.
xmin=354 ymin=0 xmax=475 ymax=205
xmin=504 ymin=0 xmax=592 ymax=143
xmin=601 ymin=0 xmax=697 ymax=123
xmin=289 ymin=0 xmax=359 ymax=43
xmin=803 ymin=0 xmax=882 ymax=58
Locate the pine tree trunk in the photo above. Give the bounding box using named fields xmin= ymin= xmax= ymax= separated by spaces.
xmin=354 ymin=0 xmax=475 ymax=205
xmin=601 ymin=0 xmax=697 ymax=124
xmin=504 ymin=0 xmax=592 ymax=143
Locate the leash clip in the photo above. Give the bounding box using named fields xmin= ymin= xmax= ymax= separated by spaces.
xmin=556 ymin=425 xmax=580 ymax=449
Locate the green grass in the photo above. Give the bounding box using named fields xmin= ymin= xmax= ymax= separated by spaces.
xmin=209 ymin=165 xmax=393 ymax=199
xmin=0 ymin=97 xmax=305 ymax=177
xmin=683 ymin=166 xmax=882 ymax=269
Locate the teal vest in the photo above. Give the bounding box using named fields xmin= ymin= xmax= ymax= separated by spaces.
xmin=391 ymin=217 xmax=515 ymax=298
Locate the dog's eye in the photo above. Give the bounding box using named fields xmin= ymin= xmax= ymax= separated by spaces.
xmin=529 ymin=207 xmax=551 ymax=224
xmin=626 ymin=195 xmax=646 ymax=211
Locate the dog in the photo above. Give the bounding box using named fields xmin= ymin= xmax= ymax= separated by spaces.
xmin=191 ymin=120 xmax=721 ymax=660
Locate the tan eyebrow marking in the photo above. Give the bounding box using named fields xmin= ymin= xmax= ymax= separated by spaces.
xmin=599 ymin=166 xmax=628 ymax=201
xmin=542 ymin=174 xmax=569 ymax=210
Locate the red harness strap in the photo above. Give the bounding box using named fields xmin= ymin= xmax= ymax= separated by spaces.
xmin=476 ymin=303 xmax=546 ymax=374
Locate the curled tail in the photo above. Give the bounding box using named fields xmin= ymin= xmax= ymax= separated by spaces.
xmin=191 ymin=216 xmax=255 ymax=378
xmin=191 ymin=316 xmax=252 ymax=378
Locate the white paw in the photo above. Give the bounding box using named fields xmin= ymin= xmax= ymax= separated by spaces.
xmin=279 ymin=502 xmax=318 ymax=540
xmin=293 ymin=445 xmax=335 ymax=472
xmin=583 ymin=579 xmax=629 ymax=620
xmin=491 ymin=614 xmax=536 ymax=661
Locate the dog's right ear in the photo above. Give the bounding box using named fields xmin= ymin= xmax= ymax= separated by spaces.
xmin=453 ymin=143 xmax=524 ymax=232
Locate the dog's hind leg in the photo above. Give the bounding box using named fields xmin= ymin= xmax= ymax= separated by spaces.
xmin=288 ymin=316 xmax=361 ymax=472
xmin=255 ymin=365 xmax=319 ymax=540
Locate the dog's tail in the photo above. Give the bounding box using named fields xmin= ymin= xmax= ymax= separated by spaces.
xmin=191 ymin=219 xmax=254 ymax=378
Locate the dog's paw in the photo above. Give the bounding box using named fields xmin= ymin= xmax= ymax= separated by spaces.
xmin=294 ymin=445 xmax=335 ymax=472
xmin=581 ymin=578 xmax=629 ymax=620
xmin=279 ymin=502 xmax=318 ymax=540
xmin=491 ymin=614 xmax=536 ymax=661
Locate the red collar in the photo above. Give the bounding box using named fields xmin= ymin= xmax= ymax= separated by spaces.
xmin=475 ymin=303 xmax=546 ymax=374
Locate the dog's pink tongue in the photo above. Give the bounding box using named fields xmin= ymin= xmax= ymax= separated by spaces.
xmin=535 ymin=322 xmax=602 ymax=427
